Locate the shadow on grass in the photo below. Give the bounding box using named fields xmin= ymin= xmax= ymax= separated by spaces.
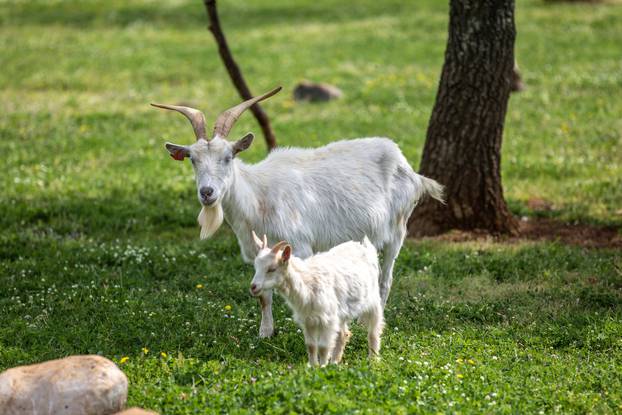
xmin=0 ymin=188 xmax=199 ymax=249
xmin=390 ymin=242 xmax=621 ymax=353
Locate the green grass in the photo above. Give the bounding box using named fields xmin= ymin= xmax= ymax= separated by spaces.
xmin=1 ymin=0 xmax=621 ymax=413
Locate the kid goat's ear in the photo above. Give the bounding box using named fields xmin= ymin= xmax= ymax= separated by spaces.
xmin=280 ymin=245 xmax=292 ymax=263
xmin=232 ymin=133 xmax=254 ymax=156
xmin=165 ymin=142 xmax=190 ymax=161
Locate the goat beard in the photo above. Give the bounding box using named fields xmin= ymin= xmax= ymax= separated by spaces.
xmin=197 ymin=202 xmax=224 ymax=240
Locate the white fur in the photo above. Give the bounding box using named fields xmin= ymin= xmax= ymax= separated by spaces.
xmin=251 ymin=237 xmax=384 ymax=366
xmin=173 ymin=135 xmax=443 ymax=338
xmin=198 ymin=204 xmax=223 ymax=240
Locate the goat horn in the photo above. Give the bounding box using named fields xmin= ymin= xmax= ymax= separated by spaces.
xmin=252 ymin=231 xmax=264 ymax=249
xmin=151 ymin=103 xmax=207 ymax=141
xmin=271 ymin=241 xmax=288 ymax=254
xmin=262 ymin=234 xmax=268 ymax=249
xmin=213 ymin=86 xmax=282 ymax=138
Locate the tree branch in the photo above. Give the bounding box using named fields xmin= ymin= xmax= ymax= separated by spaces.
xmin=203 ymin=0 xmax=277 ymax=150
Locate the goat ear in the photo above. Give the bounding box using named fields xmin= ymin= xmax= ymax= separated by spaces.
xmin=165 ymin=142 xmax=190 ymax=161
xmin=232 ymin=133 xmax=254 ymax=156
xmin=280 ymin=245 xmax=292 ymax=263
xmin=251 ymin=230 xmax=264 ymax=250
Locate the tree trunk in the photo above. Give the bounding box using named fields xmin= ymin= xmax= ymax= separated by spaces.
xmin=203 ymin=0 xmax=277 ymax=151
xmin=408 ymin=0 xmax=519 ymax=237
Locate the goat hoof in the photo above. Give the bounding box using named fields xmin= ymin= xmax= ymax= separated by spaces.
xmin=369 ymin=355 xmax=381 ymax=363
xmin=259 ymin=326 xmax=274 ymax=338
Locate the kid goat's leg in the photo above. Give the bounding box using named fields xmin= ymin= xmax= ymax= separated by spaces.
xmin=365 ymin=305 xmax=385 ymax=359
xmin=331 ymin=322 xmax=351 ymax=364
xmin=304 ymin=327 xmax=319 ymax=366
xmin=258 ymin=290 xmax=274 ymax=338
xmin=306 ymin=343 xmax=318 ymax=366
xmin=318 ymin=325 xmax=338 ymax=366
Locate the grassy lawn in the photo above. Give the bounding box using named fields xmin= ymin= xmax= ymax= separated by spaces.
xmin=1 ymin=0 xmax=621 ymax=413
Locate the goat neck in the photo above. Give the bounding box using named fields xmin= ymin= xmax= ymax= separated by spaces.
xmin=274 ymin=259 xmax=311 ymax=307
xmin=220 ymin=159 xmax=261 ymax=225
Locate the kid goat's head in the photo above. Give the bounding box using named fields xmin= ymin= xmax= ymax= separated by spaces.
xmin=152 ymin=87 xmax=281 ymax=239
xmin=250 ymin=231 xmax=291 ymax=297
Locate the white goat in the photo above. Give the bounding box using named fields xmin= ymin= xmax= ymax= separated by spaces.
xmin=250 ymin=232 xmax=384 ymax=366
xmin=152 ymin=87 xmax=443 ymax=338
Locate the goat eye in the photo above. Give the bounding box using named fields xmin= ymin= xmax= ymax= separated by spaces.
xmin=267 ymin=267 xmax=276 ymax=273
xmin=224 ymin=155 xmax=232 ymax=164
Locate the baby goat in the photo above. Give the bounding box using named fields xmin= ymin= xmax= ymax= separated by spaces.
xmin=250 ymin=232 xmax=384 ymax=366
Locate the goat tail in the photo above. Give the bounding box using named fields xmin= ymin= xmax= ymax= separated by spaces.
xmin=419 ymin=175 xmax=445 ymax=204
xmin=404 ymin=164 xmax=445 ymax=206
xmin=398 ymin=158 xmax=445 ymax=206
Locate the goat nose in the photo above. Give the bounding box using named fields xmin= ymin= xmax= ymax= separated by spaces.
xmin=251 ymin=283 xmax=257 ymax=291
xmin=200 ymin=186 xmax=214 ymax=198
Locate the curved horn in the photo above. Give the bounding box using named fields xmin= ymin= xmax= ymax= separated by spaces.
xmin=252 ymin=230 xmax=265 ymax=250
xmin=151 ymin=103 xmax=207 ymax=140
xmin=213 ymin=86 xmax=282 ymax=138
xmin=262 ymin=234 xmax=268 ymax=249
xmin=271 ymin=241 xmax=288 ymax=254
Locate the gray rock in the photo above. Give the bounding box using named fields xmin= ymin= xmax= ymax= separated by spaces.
xmin=293 ymin=81 xmax=343 ymax=102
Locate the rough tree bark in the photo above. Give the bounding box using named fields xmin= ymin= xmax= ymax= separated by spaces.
xmin=408 ymin=0 xmax=519 ymax=236
xmin=203 ymin=0 xmax=277 ymax=150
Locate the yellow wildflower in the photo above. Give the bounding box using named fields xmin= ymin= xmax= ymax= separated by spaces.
xmin=455 ymin=358 xmax=463 ymax=364
xmin=142 ymin=347 xmax=149 ymax=355
xmin=224 ymin=305 xmax=232 ymax=311
xmin=467 ymin=359 xmax=475 ymax=365
xmin=457 ymin=373 xmax=464 ymax=379
xmin=196 ymin=284 xmax=204 ymax=289
xmin=119 ymin=356 xmax=129 ymax=364
xmin=160 ymin=352 xmax=168 ymax=358
xmin=560 ymin=123 xmax=570 ymax=134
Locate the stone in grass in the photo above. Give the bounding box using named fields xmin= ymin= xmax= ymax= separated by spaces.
xmin=114 ymin=409 xmax=159 ymax=415
xmin=0 ymin=355 xmax=128 ymax=415
xmin=293 ymin=80 xmax=343 ymax=102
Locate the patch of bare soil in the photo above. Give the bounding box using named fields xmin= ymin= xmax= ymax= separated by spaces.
xmin=424 ymin=218 xmax=622 ymax=249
